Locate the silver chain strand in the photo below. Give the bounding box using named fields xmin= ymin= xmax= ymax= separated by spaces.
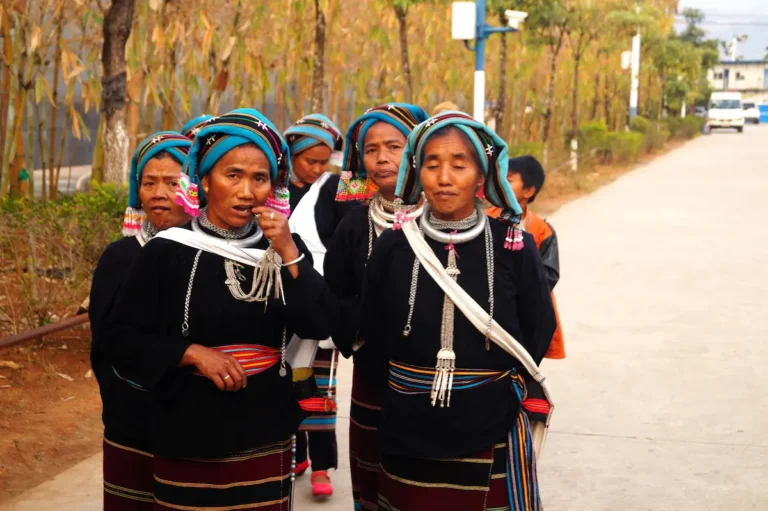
xmin=279 ymin=326 xmax=288 ymax=377
xmin=199 ymin=207 xmax=256 ymax=239
xmin=484 ymin=221 xmax=495 ymax=350
xmin=181 ymin=250 xmax=203 ymax=338
xmin=401 ymin=253 xmax=421 ymax=337
xmin=367 ymin=193 xmax=425 ymax=259
xmin=141 ymin=219 xmax=159 ymax=240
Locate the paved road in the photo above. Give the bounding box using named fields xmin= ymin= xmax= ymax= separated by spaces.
xmin=2 ymin=125 xmax=767 ymax=510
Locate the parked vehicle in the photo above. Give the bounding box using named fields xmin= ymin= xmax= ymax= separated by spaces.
xmin=694 ymin=106 xmax=708 ymax=118
xmin=742 ymin=102 xmax=760 ymax=124
xmin=708 ymin=92 xmax=745 ymax=133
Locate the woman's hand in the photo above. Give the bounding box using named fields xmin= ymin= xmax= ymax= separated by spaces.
xmin=252 ymin=206 xmax=301 ymax=276
xmin=180 ymin=344 xmax=247 ymax=392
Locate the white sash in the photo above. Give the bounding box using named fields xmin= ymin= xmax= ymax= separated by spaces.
xmin=401 ymin=219 xmax=554 ymax=457
xmin=288 ymin=172 xmax=333 ymax=274
xmin=155 ymin=227 xmax=272 ymax=267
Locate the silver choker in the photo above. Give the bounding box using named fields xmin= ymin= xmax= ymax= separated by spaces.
xmin=199 ymin=208 xmax=258 ymax=240
xmin=191 ymin=217 xmax=264 ymax=248
xmin=420 ymin=201 xmax=487 ymax=245
xmin=367 ymin=193 xmax=425 ymax=257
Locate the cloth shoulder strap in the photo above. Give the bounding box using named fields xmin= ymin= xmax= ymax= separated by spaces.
xmin=155 ymin=227 xmax=270 ymax=268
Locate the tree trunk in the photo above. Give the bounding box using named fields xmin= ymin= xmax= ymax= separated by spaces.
xmin=310 ymin=0 xmax=326 ymax=112
xmin=542 ymin=35 xmax=563 ymax=147
xmin=571 ymin=55 xmax=581 ymax=140
xmin=603 ymin=74 xmax=611 ymax=128
xmin=91 ymin=116 xmax=105 ymax=184
xmin=48 ymin=14 xmax=63 ymax=200
xmin=0 ymin=2 xmax=13 ymax=194
xmin=590 ymin=51 xmax=602 ymax=120
xmin=494 ymin=15 xmax=508 ymax=135
xmin=101 ymin=0 xmax=135 ymax=185
xmin=394 ymin=5 xmax=413 ymax=103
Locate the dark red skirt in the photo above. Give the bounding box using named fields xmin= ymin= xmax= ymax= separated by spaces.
xmin=378 ymin=434 xmax=541 ymax=511
xmin=103 ymin=438 xmax=154 ymax=510
xmin=349 ymin=366 xmax=383 ymax=511
xmin=153 ymin=439 xmax=293 ymax=511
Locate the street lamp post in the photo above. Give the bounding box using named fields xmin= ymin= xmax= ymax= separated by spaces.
xmin=452 ymin=1 xmax=527 ymax=124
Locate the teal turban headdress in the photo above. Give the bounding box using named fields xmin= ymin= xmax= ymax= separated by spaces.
xmin=176 ymin=108 xmax=292 ymax=217
xmin=123 ymin=131 xmax=192 ymax=236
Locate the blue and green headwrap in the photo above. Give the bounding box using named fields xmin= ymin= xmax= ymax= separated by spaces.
xmin=181 ymin=114 xmax=214 ymax=139
xmin=176 ymin=108 xmax=291 ymax=217
xmin=123 ymin=131 xmax=192 ymax=236
xmin=396 ymin=110 xmax=523 ymax=223
xmin=336 ymin=103 xmax=428 ymax=202
xmin=284 ymin=114 xmax=342 ymax=157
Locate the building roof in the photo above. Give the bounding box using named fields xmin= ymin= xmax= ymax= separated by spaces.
xmin=717 ymin=60 xmax=768 ymax=66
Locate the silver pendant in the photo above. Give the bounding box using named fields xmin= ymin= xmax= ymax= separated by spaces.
xmin=279 ymin=367 xmax=287 ymax=377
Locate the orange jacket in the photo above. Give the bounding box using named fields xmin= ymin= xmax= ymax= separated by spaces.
xmin=486 ymin=207 xmax=565 ymax=359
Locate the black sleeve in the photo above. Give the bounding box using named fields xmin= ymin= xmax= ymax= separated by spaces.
xmin=356 ymin=230 xmax=395 ymax=378
xmin=323 ymin=218 xmax=361 ymax=358
xmin=318 ymin=174 xmax=361 ymax=249
xmin=281 ymin=233 xmax=338 ymax=341
xmin=88 ymin=241 xmax=135 ymax=382
xmin=539 ymin=223 xmax=560 ymax=291
xmin=516 ymin=233 xmax=557 ymax=364
xmin=105 ymin=239 xmax=192 ymax=390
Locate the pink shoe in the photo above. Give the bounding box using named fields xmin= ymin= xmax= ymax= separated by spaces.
xmin=295 ymin=459 xmax=309 ymax=476
xmin=311 ymin=471 xmax=334 ymax=497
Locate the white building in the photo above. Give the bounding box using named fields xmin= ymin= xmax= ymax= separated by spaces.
xmin=708 ymin=60 xmax=768 ymax=103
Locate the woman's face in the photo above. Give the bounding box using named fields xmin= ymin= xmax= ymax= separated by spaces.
xmin=139 ymin=156 xmax=190 ymax=230
xmin=202 ymin=145 xmax=272 ymax=230
xmin=291 ymin=145 xmax=332 ymax=186
xmin=420 ymin=129 xmax=484 ymax=221
xmin=362 ymin=122 xmax=407 ymax=196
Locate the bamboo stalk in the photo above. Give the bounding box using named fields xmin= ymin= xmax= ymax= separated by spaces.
xmin=48 ymin=5 xmax=63 ymax=200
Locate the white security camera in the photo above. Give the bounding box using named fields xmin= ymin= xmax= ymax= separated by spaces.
xmin=505 ymin=10 xmax=528 ymax=30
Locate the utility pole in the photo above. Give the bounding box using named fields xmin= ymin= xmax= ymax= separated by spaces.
xmin=629 ymin=4 xmax=641 ymax=120
xmin=452 ymin=1 xmax=527 ymax=124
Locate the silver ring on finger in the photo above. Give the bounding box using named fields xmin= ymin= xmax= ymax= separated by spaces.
xmin=270 ymin=212 xmax=275 ymax=220
xmin=223 ymin=374 xmax=231 ymax=381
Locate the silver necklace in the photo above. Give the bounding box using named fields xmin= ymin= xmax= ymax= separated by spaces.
xmin=401 ymin=203 xmax=495 ymax=408
xmin=420 ymin=201 xmax=487 ymax=245
xmin=367 ymin=193 xmax=425 ymax=258
xmin=199 ymin=208 xmax=257 ymax=240
xmin=428 ymin=209 xmax=478 ymax=231
xmin=136 ymin=220 xmax=158 ymax=247
xmin=179 ymin=248 xmax=289 ymax=378
xmin=191 ymin=218 xmax=263 ymax=249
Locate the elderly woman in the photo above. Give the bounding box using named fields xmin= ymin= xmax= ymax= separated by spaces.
xmin=360 ymin=111 xmax=556 ymax=511
xmin=106 ymin=109 xmax=336 ymax=510
xmin=323 ymin=103 xmax=427 ymax=510
xmin=89 ymin=131 xmax=191 ymax=510
xmin=282 ymin=113 xmax=357 ymax=497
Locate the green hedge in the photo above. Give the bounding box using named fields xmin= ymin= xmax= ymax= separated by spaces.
xmin=606 ymin=132 xmax=644 ymax=163
xmin=666 ymin=116 xmax=705 ymax=139
xmin=508 ymin=142 xmax=545 ymax=162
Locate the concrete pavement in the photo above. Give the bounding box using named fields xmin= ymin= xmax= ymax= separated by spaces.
xmin=2 ymin=125 xmax=767 ymax=509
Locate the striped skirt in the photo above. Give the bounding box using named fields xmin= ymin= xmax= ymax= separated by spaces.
xmin=103 ymin=438 xmax=154 ymax=510
xmin=377 ymin=363 xmax=542 ymax=511
xmin=377 ymin=428 xmax=540 ymax=511
xmin=298 ymin=347 xmax=339 ymax=432
xmin=349 ymin=365 xmax=383 ymax=511
xmin=153 ymin=438 xmax=294 ymax=511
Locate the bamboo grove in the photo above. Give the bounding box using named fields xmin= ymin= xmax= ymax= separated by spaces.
xmin=0 ymin=0 xmax=716 ymax=198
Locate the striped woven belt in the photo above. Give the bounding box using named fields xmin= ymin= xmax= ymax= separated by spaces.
xmin=388 ymin=360 xmax=511 ymax=395
xmin=194 ymin=344 xmax=281 ymax=377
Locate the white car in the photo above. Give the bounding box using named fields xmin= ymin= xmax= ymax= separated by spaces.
xmin=742 ymin=102 xmax=760 ymax=124
xmin=708 ymin=92 xmax=745 ymax=132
